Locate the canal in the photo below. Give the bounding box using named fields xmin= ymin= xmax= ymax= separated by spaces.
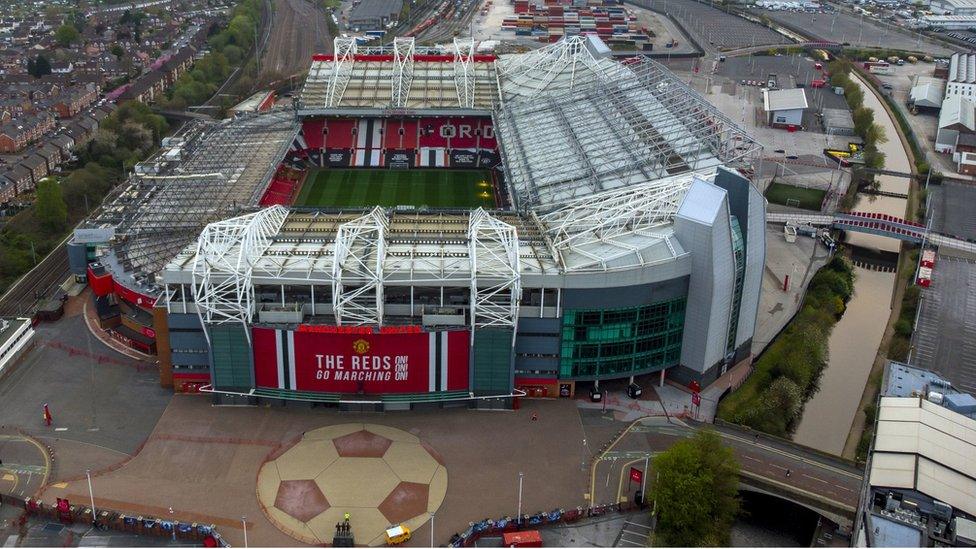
xmin=791 ymin=72 xmax=908 ymax=455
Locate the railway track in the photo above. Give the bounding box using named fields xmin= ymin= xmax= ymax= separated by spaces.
xmin=0 ymin=240 xmax=71 ymax=317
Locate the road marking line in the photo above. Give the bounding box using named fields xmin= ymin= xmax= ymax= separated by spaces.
xmin=803 ymin=473 xmax=830 ymax=483
xmin=624 ymin=522 xmax=652 ymax=530
xmin=622 ymin=529 xmax=648 ymax=537
xmin=618 ymin=539 xmax=645 ymax=546
xmin=54 ymin=427 xmax=68 ymax=432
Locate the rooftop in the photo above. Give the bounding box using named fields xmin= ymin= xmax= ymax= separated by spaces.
xmin=348 ymin=0 xmax=402 ymax=20
xmin=949 ymin=52 xmax=976 ymax=84
xmin=80 ymin=111 xmax=297 ymax=294
xmin=763 ymin=87 xmax=808 ymax=112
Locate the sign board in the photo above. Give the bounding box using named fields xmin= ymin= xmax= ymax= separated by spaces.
xmin=630 ymin=467 xmax=643 ymax=484
xmin=385 ymin=149 xmax=415 ymax=169
xmin=252 ymin=327 xmax=470 ymax=394
xmin=449 ymin=149 xmax=478 ymax=168
xmin=325 ymin=149 xmax=351 ymax=167
xmin=73 ymin=226 xmax=115 ymax=244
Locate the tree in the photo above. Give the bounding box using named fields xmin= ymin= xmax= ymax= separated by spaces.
xmin=111 ymin=44 xmax=125 ymax=59
xmin=55 ymin=24 xmax=80 ymax=47
xmin=27 ymin=55 xmax=52 ymax=78
xmin=34 ymin=178 xmax=68 ymax=233
xmin=650 ymin=430 xmax=740 ymax=546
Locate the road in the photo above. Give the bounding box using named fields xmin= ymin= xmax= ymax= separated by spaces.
xmin=262 ymin=0 xmax=333 ymax=78
xmin=590 ymin=417 xmax=863 ymax=515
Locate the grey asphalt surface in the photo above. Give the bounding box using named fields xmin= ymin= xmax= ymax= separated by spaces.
xmin=0 ymin=314 xmax=171 ymax=455
xmin=912 ymin=255 xmax=976 ymax=396
xmin=756 ymin=8 xmax=955 ymax=56
xmin=631 ymin=0 xmax=790 ymax=51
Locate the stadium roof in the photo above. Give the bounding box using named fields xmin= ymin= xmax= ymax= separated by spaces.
xmin=151 ymin=37 xmax=761 ymax=330
xmin=299 ymin=37 xmax=499 ymax=114
xmin=82 ymin=111 xmax=297 ymax=293
xmin=495 ymin=54 xmax=761 ymax=209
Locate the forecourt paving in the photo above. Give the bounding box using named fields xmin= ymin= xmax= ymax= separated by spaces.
xmin=257 ymin=423 xmax=448 ymax=546
xmin=37 ymin=396 xmax=597 ymax=547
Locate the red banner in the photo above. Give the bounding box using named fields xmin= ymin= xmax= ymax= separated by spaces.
xmin=293 ymin=331 xmax=430 ymax=393
xmin=253 ymin=328 xmax=469 ymax=394
xmin=630 ymin=467 xmax=643 ymax=484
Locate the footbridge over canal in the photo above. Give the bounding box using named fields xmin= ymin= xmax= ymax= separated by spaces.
xmin=767 ymin=211 xmax=976 ymax=253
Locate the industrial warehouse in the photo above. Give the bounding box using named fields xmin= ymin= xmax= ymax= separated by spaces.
xmin=68 ymin=35 xmax=765 ymax=408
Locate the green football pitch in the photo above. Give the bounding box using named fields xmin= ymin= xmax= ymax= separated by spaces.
xmin=294 ymin=169 xmax=496 ymax=209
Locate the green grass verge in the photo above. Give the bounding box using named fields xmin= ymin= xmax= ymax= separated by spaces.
xmin=764 ymin=182 xmax=826 ymax=211
xmin=718 ymin=256 xmax=855 ymax=437
xmin=294 ymin=169 xmax=495 ymax=209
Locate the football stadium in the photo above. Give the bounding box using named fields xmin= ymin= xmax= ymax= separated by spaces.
xmin=69 ymin=36 xmax=766 ymax=408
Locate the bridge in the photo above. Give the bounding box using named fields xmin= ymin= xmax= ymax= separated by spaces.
xmin=590 ymin=416 xmax=863 ymax=528
xmin=767 ymin=211 xmax=976 ymax=253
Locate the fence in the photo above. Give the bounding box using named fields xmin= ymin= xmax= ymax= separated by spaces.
xmin=447 ymin=502 xmax=645 ymax=547
xmin=1 ymin=493 xmax=229 ymax=547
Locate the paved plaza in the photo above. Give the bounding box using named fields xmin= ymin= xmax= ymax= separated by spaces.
xmin=257 ymin=424 xmax=447 ymax=546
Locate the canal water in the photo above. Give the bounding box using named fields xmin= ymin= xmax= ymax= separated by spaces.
xmin=792 ymin=73 xmax=907 ymax=455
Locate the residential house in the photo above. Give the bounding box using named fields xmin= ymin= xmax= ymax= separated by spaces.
xmin=2 ymin=164 xmax=32 ymax=195
xmin=0 ymin=175 xmax=18 ymax=204
xmin=50 ymin=133 xmax=75 ymax=157
xmin=53 ymin=85 xmax=98 ymax=118
xmin=19 ymin=153 xmax=48 ymax=186
xmin=0 ymin=123 xmax=27 ymax=152
xmin=36 ymin=143 xmax=62 ymax=172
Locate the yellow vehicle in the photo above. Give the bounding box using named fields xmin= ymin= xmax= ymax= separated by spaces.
xmin=385 ymin=525 xmax=411 ymax=545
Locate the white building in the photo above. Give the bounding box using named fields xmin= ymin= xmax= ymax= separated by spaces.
xmin=921 ymin=14 xmax=976 ymax=28
xmin=945 ymin=53 xmax=976 ymax=101
xmin=763 ymin=88 xmax=808 ymax=128
xmin=0 ymin=318 xmax=35 ymax=379
xmin=929 ymin=0 xmax=976 ymax=15
xmin=935 ymin=94 xmax=976 ymax=155
xmin=910 ymin=76 xmax=946 ymax=110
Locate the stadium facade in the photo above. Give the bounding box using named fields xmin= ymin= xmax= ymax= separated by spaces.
xmin=69 ymin=36 xmax=766 ymax=408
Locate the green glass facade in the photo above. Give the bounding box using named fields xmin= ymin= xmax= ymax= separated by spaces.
xmin=726 ymin=216 xmax=745 ymax=354
xmin=559 ymin=297 xmax=686 ymax=379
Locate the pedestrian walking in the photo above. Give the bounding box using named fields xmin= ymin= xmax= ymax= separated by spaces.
xmin=786 ymin=468 xmax=792 ymax=478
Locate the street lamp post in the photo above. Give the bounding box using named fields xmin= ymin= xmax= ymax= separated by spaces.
xmin=516 ymin=472 xmax=524 ymax=523
xmin=242 ymin=516 xmax=248 ymax=548
xmin=86 ymin=469 xmax=97 ymax=527
xmin=640 ymin=455 xmax=649 ymax=506
xmin=430 ymin=513 xmax=435 ymax=547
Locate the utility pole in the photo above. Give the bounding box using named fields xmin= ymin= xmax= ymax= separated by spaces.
xmin=86 ymin=470 xmax=97 ymax=526
xmin=516 ymin=472 xmax=524 ymax=523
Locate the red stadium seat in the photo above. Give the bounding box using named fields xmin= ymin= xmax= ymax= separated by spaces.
xmin=302 ymin=119 xmax=325 ymax=150
xmin=324 ymin=118 xmax=356 ymax=149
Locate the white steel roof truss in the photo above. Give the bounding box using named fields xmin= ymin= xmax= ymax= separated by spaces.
xmin=191 ymin=206 xmax=289 ymax=337
xmin=391 ymin=37 xmax=415 ymax=108
xmin=332 ymin=207 xmax=387 ymax=326
xmin=326 ymin=37 xmax=358 ymax=108
xmin=468 ymin=209 xmax=521 ymax=330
